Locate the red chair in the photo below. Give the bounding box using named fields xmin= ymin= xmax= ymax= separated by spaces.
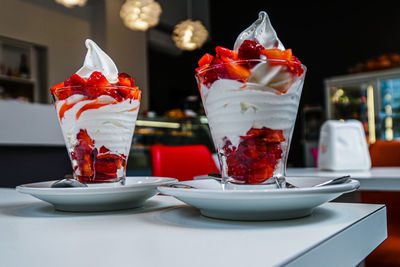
xmin=363 ymin=140 xmax=400 ymax=266
xmin=369 ymin=140 xmax=400 ymax=167
xmin=150 ymin=144 xmax=219 ymax=181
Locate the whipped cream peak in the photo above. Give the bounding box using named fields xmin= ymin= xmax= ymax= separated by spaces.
xmin=76 ymin=39 xmax=119 ymax=83
xmin=233 ymin=11 xmax=285 ymax=52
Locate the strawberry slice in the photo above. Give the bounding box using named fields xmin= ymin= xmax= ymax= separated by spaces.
xmin=98 ymin=146 xmax=110 ymax=154
xmin=64 ymin=74 xmax=86 ymax=86
xmin=51 ymin=82 xmax=69 ymax=100
xmin=198 ymin=53 xmax=214 ymax=67
xmin=243 ymin=128 xmax=265 ymax=139
xmin=50 ymin=82 xmax=65 ymax=93
xmin=71 ymin=129 xmax=95 ymax=178
xmin=226 ymin=63 xmax=251 ymax=80
xmin=94 ymin=156 xmax=124 ymax=175
xmin=248 ymin=159 xmax=274 ymax=184
xmin=118 ymin=73 xmax=132 ymax=87
xmin=262 ymin=48 xmax=304 ymax=77
xmin=238 ymin=40 xmax=265 ymax=60
xmin=86 ymin=71 xmax=111 ymax=86
xmin=288 ymin=55 xmax=304 ymax=77
xmin=226 ymin=155 xmax=248 ymax=181
xmin=261 ymin=48 xmax=292 ymax=61
xmin=263 ymin=128 xmax=285 ymax=143
xmin=215 ymin=46 xmax=238 ymax=60
xmin=86 ymin=72 xmax=111 ymax=98
xmin=76 ymin=129 xmax=95 ymax=147
xmin=130 ymin=86 xmax=141 ymax=100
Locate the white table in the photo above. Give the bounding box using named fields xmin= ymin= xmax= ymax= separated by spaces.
xmin=287 ymin=167 xmax=400 ymax=191
xmin=0 ymin=188 xmax=387 ymax=267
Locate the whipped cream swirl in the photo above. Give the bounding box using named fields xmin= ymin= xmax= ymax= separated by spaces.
xmin=76 ymin=39 xmax=119 ymax=83
xmin=233 ymin=11 xmax=285 ymax=52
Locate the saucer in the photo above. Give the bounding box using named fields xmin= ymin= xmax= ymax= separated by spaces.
xmin=157 ymin=177 xmax=360 ymax=221
xmin=16 ymin=177 xmax=177 ymax=212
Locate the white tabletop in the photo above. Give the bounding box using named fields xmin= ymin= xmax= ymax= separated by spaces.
xmin=0 ymin=188 xmax=386 ymax=267
xmin=287 ymin=167 xmax=400 ymax=191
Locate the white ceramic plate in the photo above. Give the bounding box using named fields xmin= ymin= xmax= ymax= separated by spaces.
xmin=16 ymin=177 xmax=177 ymax=212
xmin=157 ymin=177 xmax=360 ymax=221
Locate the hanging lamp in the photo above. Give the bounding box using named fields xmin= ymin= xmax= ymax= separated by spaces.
xmin=55 ymin=0 xmax=87 ymax=8
xmin=120 ymin=0 xmax=162 ymax=31
xmin=172 ymin=0 xmax=208 ymax=51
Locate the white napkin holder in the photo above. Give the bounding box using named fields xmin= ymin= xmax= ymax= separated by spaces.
xmin=318 ymin=120 xmax=371 ymax=171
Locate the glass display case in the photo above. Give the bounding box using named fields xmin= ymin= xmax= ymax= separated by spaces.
xmin=325 ymin=68 xmax=400 ymax=143
xmin=126 ymin=115 xmax=214 ymax=175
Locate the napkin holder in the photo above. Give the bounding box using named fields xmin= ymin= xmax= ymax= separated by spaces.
xmin=317 ymin=120 xmax=371 ymax=171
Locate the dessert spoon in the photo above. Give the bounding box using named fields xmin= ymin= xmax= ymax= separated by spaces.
xmin=164 ymin=173 xmax=352 ymax=189
xmin=51 ymin=175 xmax=87 ymax=188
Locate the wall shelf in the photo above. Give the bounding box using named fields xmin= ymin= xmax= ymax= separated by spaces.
xmin=0 ymin=74 xmax=35 ymax=84
xmin=0 ymin=36 xmax=47 ymax=103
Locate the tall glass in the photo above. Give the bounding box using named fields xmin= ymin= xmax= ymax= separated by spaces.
xmin=52 ymin=85 xmax=141 ymax=184
xmin=196 ymin=59 xmax=306 ymax=186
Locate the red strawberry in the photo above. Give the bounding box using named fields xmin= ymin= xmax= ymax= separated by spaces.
xmin=98 ymin=146 xmax=110 ymax=154
xmin=248 ymin=159 xmax=273 ymax=184
xmin=118 ymin=73 xmax=132 ymax=87
xmin=238 ymin=40 xmax=265 ymax=60
xmin=128 ymin=86 xmax=141 ymax=100
xmin=76 ymin=129 xmax=95 ymax=148
xmin=263 ymin=128 xmax=285 ymax=143
xmin=243 ymin=128 xmax=265 ymax=139
xmin=261 ymin=49 xmax=304 ymax=77
xmin=201 ymin=65 xmax=222 ymax=87
xmin=215 ymin=46 xmax=238 ymax=60
xmin=51 ymin=82 xmax=65 ymax=94
xmin=226 ymin=155 xmax=248 ymax=181
xmin=71 ymin=129 xmax=96 ymax=178
xmin=225 ymin=62 xmax=251 ymax=81
xmin=94 ymin=156 xmax=124 ymax=175
xmin=87 ymin=71 xmax=111 ymax=86
xmin=261 ymin=48 xmax=292 ymax=61
xmin=288 ymin=55 xmax=304 ymax=76
xmin=267 ymin=143 xmax=283 ymax=161
xmin=198 ymin=53 xmax=214 ymax=67
xmin=64 ymin=74 xmax=86 ymax=86
xmin=52 ymin=82 xmax=70 ymax=100
xmin=237 ymin=139 xmax=262 ymax=162
xmin=85 ymin=71 xmax=111 ymax=98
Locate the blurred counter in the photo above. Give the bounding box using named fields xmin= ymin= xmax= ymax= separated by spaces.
xmin=0 ymin=100 xmax=64 ymax=146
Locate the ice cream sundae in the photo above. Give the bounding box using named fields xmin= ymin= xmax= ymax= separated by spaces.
xmin=196 ymin=11 xmax=306 ymax=185
xmin=51 ymin=39 xmax=141 ymax=184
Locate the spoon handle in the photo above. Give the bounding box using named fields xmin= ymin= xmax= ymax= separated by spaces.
xmin=314 ymin=175 xmax=351 ymax=187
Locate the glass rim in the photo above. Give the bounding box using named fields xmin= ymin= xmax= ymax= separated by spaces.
xmin=195 ymin=59 xmax=307 ymax=76
xmin=51 ymin=85 xmax=140 ymax=94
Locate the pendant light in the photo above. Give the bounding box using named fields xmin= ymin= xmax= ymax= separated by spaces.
xmin=55 ymin=0 xmax=87 ymax=8
xmin=120 ymin=0 xmax=162 ymax=31
xmin=172 ymin=0 xmax=208 ymax=51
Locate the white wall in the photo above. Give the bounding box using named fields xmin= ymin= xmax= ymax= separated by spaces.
xmin=0 ymin=0 xmax=149 ymax=110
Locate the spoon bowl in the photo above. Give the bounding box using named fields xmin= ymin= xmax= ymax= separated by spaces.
xmin=51 ymin=175 xmax=87 ymax=188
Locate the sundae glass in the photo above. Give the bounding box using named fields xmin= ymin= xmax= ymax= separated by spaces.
xmin=195 ymin=11 xmax=306 ymax=186
xmin=51 ymin=40 xmax=141 ymax=184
